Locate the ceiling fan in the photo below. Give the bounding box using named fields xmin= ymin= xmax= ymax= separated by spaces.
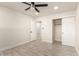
xmin=22 ymin=2 xmax=48 ymax=13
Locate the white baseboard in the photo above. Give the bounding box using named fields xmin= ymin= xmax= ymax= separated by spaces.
xmin=0 ymin=40 xmax=32 ymax=52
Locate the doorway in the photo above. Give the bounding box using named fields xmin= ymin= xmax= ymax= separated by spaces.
xmin=53 ymin=19 xmax=62 ymax=44
xmin=36 ymin=21 xmax=42 ymax=40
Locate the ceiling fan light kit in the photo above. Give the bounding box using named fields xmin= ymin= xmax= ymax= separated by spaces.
xmin=36 ymin=12 xmax=39 ymax=15
xmin=22 ymin=2 xmax=48 ymax=15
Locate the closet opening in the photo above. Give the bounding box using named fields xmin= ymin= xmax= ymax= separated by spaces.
xmin=52 ymin=18 xmax=62 ymax=45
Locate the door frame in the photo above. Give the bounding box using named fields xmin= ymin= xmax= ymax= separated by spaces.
xmin=52 ymin=18 xmax=62 ymax=44
xmin=36 ymin=21 xmax=42 ymax=40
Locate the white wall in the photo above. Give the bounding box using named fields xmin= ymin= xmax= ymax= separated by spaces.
xmin=36 ymin=11 xmax=76 ymax=44
xmin=0 ymin=6 xmax=33 ymax=51
xmin=75 ymin=3 xmax=79 ymax=55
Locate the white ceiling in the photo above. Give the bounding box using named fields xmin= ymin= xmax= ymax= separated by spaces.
xmin=0 ymin=2 xmax=77 ymax=18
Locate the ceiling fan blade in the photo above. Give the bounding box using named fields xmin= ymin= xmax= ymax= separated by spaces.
xmin=35 ymin=7 xmax=40 ymax=12
xmin=25 ymin=7 xmax=30 ymax=11
xmin=22 ymin=2 xmax=31 ymax=5
xmin=35 ymin=4 xmax=48 ymax=7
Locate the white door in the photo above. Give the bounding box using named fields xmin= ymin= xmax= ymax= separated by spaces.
xmin=30 ymin=20 xmax=36 ymax=41
xmin=36 ymin=21 xmax=41 ymax=40
xmin=54 ymin=25 xmax=62 ymax=42
xmin=62 ymin=17 xmax=75 ymax=46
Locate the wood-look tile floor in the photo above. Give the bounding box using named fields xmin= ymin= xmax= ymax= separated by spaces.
xmin=0 ymin=40 xmax=78 ymax=56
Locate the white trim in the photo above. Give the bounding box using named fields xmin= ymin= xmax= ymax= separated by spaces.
xmin=0 ymin=40 xmax=32 ymax=52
